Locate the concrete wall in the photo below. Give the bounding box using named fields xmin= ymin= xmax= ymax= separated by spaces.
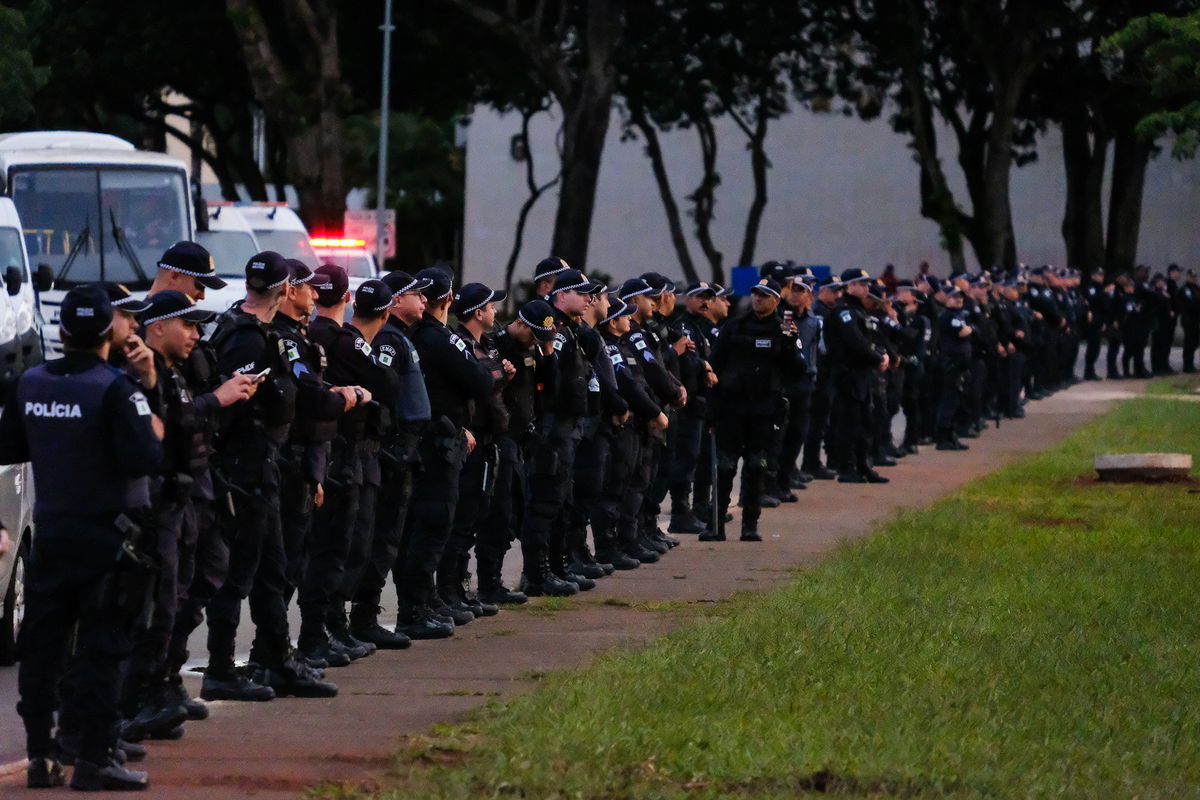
xmin=462 ymin=104 xmax=1200 ymax=288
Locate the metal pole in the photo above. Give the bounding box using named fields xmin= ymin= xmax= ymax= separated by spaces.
xmin=376 ymin=0 xmax=394 ymax=270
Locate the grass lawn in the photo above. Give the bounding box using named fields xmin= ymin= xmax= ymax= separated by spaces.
xmin=367 ymin=394 xmax=1200 ymax=800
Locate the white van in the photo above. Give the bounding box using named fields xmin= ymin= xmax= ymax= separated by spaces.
xmin=236 ymin=203 xmax=320 ymax=265
xmin=0 ymin=197 xmax=40 ymax=665
xmin=0 ymin=131 xmax=193 ymax=354
xmin=195 ymin=203 xmax=260 ymax=315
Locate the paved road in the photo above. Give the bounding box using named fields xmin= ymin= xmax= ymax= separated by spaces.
xmin=0 ymin=374 xmax=1153 ymax=794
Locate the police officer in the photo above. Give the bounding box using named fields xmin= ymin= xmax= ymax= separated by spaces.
xmin=204 ymin=251 xmax=335 ymax=700
xmin=707 ymin=277 xmax=804 ymax=541
xmin=349 ymin=269 xmax=433 ymax=646
xmin=666 ymin=282 xmax=718 ymax=533
xmin=0 ymin=285 xmax=162 ymax=790
xmin=825 ymin=269 xmax=890 ymax=483
xmin=1082 ymin=266 xmax=1108 ymax=381
xmin=395 ymin=267 xmax=493 ymax=634
xmin=122 ymin=290 xmax=257 ymax=741
xmin=768 ymin=272 xmax=818 ymax=501
xmin=1178 ymin=270 xmax=1200 ymax=373
xmin=935 ymin=286 xmax=973 ymax=450
xmin=151 ymin=243 xmax=246 ymax=716
xmin=800 ymin=277 xmax=843 ymax=481
xmin=443 ymin=282 xmax=513 ymax=616
xmin=475 ymin=300 xmax=558 ymax=603
xmin=594 ymin=294 xmax=662 ymax=567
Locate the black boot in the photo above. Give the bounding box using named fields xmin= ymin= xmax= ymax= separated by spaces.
xmin=250 ymin=652 xmax=338 ymax=698
xmin=165 ymin=674 xmax=209 ymax=721
xmin=476 ymin=553 xmax=528 ymax=605
xmin=200 ymin=666 xmax=275 ymax=702
xmin=69 ymin=759 xmax=149 ymax=791
xmin=349 ymin=603 xmax=413 ymax=649
xmin=519 ymin=549 xmax=579 ymax=597
xmin=395 ymin=599 xmax=454 ymax=640
xmin=554 ymin=550 xmax=594 ymax=591
xmin=740 ymin=520 xmax=762 ymax=542
xmin=120 ymin=682 xmax=188 ymax=742
xmin=458 ymin=553 xmax=499 ymax=617
xmin=27 ymin=757 xmax=66 ymax=788
xmin=594 ymin=529 xmax=641 ymax=570
xmin=667 ymin=503 xmax=708 ymax=534
xmin=698 ymin=513 xmax=727 ymax=542
xmin=327 ymin=608 xmax=375 ymax=658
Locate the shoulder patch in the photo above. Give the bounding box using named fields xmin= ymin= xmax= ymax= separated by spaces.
xmin=839 ymin=310 xmax=852 ymax=323
xmin=131 ymin=391 xmax=151 ymax=416
xmin=354 ymin=337 xmax=372 ymax=357
xmin=379 ymin=352 xmax=394 ymax=367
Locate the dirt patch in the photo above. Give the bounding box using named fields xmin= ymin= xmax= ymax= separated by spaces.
xmin=1068 ymin=473 xmax=1198 ymax=487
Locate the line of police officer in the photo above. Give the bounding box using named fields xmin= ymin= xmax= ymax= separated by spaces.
xmin=0 ymin=240 xmax=1172 ymax=789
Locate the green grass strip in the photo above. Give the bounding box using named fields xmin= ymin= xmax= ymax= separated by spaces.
xmin=378 ymin=395 xmax=1200 ymax=800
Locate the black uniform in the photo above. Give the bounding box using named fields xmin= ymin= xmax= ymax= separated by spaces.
xmin=475 ymin=327 xmax=553 ymax=602
xmin=0 ymin=353 xmax=161 ymax=766
xmin=1178 ymin=281 xmax=1200 ymax=372
xmin=351 ymin=316 xmax=431 ymax=637
xmin=936 ymin=305 xmax=972 ymax=441
xmin=824 ymin=296 xmax=883 ymax=477
xmin=710 ymin=308 xmax=802 ymax=532
xmin=669 ymin=310 xmax=715 ymax=522
xmin=206 ymin=303 xmax=297 ymax=677
xmin=396 ymin=312 xmax=492 ymax=621
xmin=801 ymin=298 xmax=837 ymax=475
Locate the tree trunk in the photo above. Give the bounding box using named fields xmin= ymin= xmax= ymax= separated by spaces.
xmin=225 ymin=0 xmax=348 ymax=230
xmin=504 ymin=109 xmax=561 ymax=300
xmin=631 ymin=111 xmax=699 ymax=284
xmin=689 ymin=117 xmax=725 ymax=286
xmin=976 ymin=82 xmax=1021 ymax=271
xmin=1106 ymin=127 xmax=1152 ymax=273
xmin=549 ymin=0 xmax=624 ymax=269
xmin=1060 ymin=109 xmax=1109 ymax=270
xmin=736 ymin=108 xmax=770 ymax=268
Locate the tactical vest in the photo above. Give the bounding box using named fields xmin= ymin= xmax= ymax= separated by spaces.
xmin=17 ymin=362 xmax=151 ymax=515
xmin=377 ymin=328 xmax=432 ymax=423
xmin=161 ymin=362 xmax=208 ymax=476
xmin=211 ymin=308 xmax=297 ymax=431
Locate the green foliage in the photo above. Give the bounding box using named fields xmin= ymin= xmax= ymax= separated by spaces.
xmin=0 ymin=2 xmax=48 ymax=125
xmin=1105 ymin=10 xmax=1200 ymax=158
xmin=377 ymin=395 xmax=1200 ymax=799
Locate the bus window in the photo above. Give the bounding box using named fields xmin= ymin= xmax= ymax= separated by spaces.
xmin=100 ymin=170 xmax=188 ymax=286
xmin=10 ymin=169 xmax=102 ymax=282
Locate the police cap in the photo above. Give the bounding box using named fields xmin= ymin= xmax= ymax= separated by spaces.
xmin=552 ymin=268 xmax=603 ymax=295
xmin=454 ymin=283 xmax=508 ymax=317
xmin=381 ymin=270 xmax=433 ymax=296
xmin=245 ymin=251 xmax=290 ymax=292
xmin=99 ymin=282 xmax=152 ymax=314
xmin=139 ymin=289 xmax=217 ymax=326
xmin=312 ymin=263 xmax=350 ymax=307
xmin=616 ymin=278 xmax=653 ymax=300
xmin=354 ymin=279 xmax=396 ymax=313
xmin=416 ymin=267 xmax=454 ymax=302
xmin=158 ymin=241 xmax=227 ymax=290
xmin=840 ymin=268 xmax=871 ymax=284
xmin=517 ymin=299 xmax=558 ymax=342
xmin=59 ymin=284 xmax=114 ymax=345
xmin=750 ymin=278 xmax=782 ymax=298
xmin=284 ymin=258 xmax=317 ymax=286
xmin=533 ymin=257 xmax=571 ymax=282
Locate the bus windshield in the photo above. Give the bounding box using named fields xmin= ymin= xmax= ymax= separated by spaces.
xmin=10 ymin=166 xmax=189 ymax=289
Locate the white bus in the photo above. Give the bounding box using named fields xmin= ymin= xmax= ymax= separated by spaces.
xmin=0 ymin=131 xmax=194 ymax=353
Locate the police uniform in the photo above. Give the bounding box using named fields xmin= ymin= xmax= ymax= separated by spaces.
xmin=800 ymin=285 xmax=840 ymax=479
xmin=595 ymin=299 xmax=662 ymax=566
xmin=935 ymin=295 xmax=972 ymax=449
xmin=350 ymin=271 xmax=433 ymax=645
xmin=395 ymin=268 xmax=493 ymax=635
xmin=666 ymin=285 xmax=718 ymax=532
xmin=204 ymin=252 xmax=331 ymax=699
xmin=0 ymin=286 xmax=161 ymax=789
xmin=824 ymin=272 xmax=886 ymax=481
xmin=519 ymin=270 xmax=601 ymax=595
xmin=1178 ymin=276 xmax=1200 ymax=372
xmin=708 ymin=278 xmax=803 ymax=539
xmin=474 ymin=301 xmax=557 ymax=604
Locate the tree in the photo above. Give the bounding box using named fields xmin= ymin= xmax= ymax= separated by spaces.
xmin=848 ymin=0 xmax=1070 ymax=272
xmin=0 ymin=3 xmax=47 ymax=127
xmin=437 ymin=0 xmax=625 ymax=269
xmin=1106 ymin=9 xmax=1200 ymax=158
xmin=224 ymin=0 xmax=351 ymax=232
xmin=617 ymin=0 xmax=835 ymax=285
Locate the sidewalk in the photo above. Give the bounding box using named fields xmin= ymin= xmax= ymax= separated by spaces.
xmin=0 ymin=378 xmax=1139 ymax=797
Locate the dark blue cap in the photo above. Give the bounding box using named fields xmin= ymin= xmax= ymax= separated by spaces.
xmin=139 ymin=289 xmax=216 ymax=325
xmin=517 ymin=299 xmax=557 ymax=342
xmin=158 ymin=241 xmax=227 ymax=290
xmin=245 ymin=251 xmax=290 ymax=292
xmin=453 ymin=283 xmax=508 ymax=317
xmin=59 ymin=284 xmax=114 ymax=343
xmin=840 ymin=268 xmax=871 ymax=283
xmin=354 ymin=279 xmax=395 ymax=313
xmin=381 ymin=270 xmax=433 ymax=296
xmin=416 ymin=267 xmax=454 ymax=301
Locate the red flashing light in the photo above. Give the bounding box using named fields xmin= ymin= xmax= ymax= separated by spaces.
xmin=311 ymin=237 xmax=367 ymax=248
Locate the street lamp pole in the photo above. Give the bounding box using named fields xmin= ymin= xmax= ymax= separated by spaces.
xmin=376 ymin=0 xmax=394 ymax=269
